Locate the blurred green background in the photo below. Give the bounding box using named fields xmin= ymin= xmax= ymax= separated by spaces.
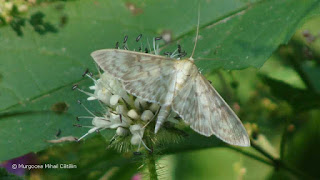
xmin=0 ymin=0 xmax=320 ymax=179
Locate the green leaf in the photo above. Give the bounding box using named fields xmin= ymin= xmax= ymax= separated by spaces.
xmin=0 ymin=0 xmax=319 ymax=161
xmin=35 ymin=136 xmax=139 ymax=179
xmin=261 ymin=75 xmax=320 ymax=111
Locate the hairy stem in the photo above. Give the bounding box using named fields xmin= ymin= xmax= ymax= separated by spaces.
xmin=146 ymin=150 xmax=158 ymax=180
xmin=144 ymin=130 xmax=158 ymax=180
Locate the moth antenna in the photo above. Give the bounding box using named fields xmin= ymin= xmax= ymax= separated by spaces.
xmin=142 ymin=107 xmax=160 ymax=129
xmin=194 ymin=57 xmax=221 ymax=61
xmin=190 ymin=5 xmax=201 ymax=61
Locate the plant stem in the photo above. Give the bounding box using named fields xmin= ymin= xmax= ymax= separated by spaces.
xmin=144 ymin=130 xmax=158 ymax=180
xmin=146 ymin=150 xmax=158 ymax=180
xmin=280 ymin=119 xmax=289 ymax=160
xmin=230 ymin=140 xmax=315 ymax=179
xmin=227 ymin=146 xmax=273 ymax=166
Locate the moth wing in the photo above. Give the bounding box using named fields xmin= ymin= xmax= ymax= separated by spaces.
xmin=172 ymin=73 xmax=250 ymax=147
xmin=91 ymin=49 xmax=177 ymax=105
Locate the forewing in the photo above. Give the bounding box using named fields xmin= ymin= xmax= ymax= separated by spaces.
xmin=172 ymin=74 xmax=250 ymax=147
xmin=91 ymin=49 xmax=177 ymax=105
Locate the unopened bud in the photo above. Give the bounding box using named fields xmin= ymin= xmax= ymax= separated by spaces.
xmin=128 ymin=109 xmax=140 ymax=120
xmin=110 ymin=95 xmax=121 ymax=105
xmin=149 ymin=103 xmax=160 ymax=113
xmin=116 ymin=127 xmax=129 ymax=136
xmin=141 ymin=110 xmax=154 ymax=121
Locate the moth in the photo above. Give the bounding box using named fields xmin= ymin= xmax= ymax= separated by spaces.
xmin=91 ymin=20 xmax=250 ymax=147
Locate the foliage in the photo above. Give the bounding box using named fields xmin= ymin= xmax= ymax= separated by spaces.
xmin=0 ymin=0 xmax=320 ymax=179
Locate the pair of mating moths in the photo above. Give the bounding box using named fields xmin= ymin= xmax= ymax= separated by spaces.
xmin=91 ymin=47 xmax=250 ymax=147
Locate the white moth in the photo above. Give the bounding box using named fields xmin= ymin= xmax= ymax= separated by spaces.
xmin=91 ymin=16 xmax=250 ymax=147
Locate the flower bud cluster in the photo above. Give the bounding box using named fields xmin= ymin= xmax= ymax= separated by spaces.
xmin=76 ymin=71 xmax=160 ymax=150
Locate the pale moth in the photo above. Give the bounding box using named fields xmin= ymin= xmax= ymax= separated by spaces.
xmin=91 ymin=16 xmax=250 ymax=147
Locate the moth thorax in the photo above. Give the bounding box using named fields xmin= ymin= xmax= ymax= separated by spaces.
xmin=176 ymin=60 xmax=197 ymax=88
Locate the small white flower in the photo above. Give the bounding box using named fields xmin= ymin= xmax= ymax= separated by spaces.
xmin=141 ymin=110 xmax=154 ymax=122
xmin=134 ymin=98 xmax=148 ymax=110
xmin=76 ymin=71 xmax=156 ymax=151
xmin=130 ymin=134 xmax=141 ymax=145
xmin=110 ymin=95 xmax=121 ymax=106
xmin=92 ymin=117 xmax=111 ymax=128
xmin=116 ymin=127 xmax=129 ymax=136
xmin=149 ymin=103 xmax=160 ymax=113
xmin=127 ymin=109 xmax=140 ymax=120
xmin=116 ymin=105 xmax=128 ymax=115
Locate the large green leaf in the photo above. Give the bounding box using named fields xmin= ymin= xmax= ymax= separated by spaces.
xmin=0 ymin=0 xmax=319 ymax=161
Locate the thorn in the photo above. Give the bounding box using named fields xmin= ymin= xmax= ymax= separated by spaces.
xmin=72 ymin=84 xmax=78 ymax=90
xmin=136 ymin=34 xmax=142 ymax=42
xmin=123 ymin=35 xmax=128 ymax=43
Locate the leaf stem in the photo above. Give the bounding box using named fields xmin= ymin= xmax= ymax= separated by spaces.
xmin=146 ymin=150 xmax=158 ymax=180
xmin=229 ymin=140 xmax=315 ymax=179
xmin=144 ymin=131 xmax=158 ymax=180
xmin=280 ymin=119 xmax=289 ymax=160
